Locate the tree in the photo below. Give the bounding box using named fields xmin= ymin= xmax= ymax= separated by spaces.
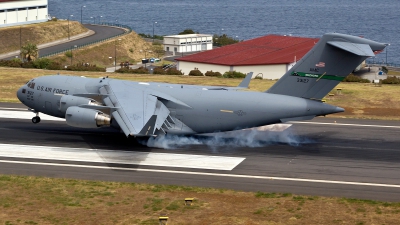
xmin=152 ymin=44 xmax=165 ymax=58
xmin=20 ymin=42 xmax=38 ymax=62
xmin=213 ymin=34 xmax=239 ymax=47
xmin=179 ymin=29 xmax=198 ymax=35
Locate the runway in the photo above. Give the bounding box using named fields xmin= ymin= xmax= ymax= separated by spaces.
xmin=0 ymin=102 xmax=399 ymax=201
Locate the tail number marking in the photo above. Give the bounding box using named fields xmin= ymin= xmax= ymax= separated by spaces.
xmin=297 ymin=78 xmax=309 ymax=83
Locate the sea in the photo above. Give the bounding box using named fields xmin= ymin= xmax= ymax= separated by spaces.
xmin=48 ymin=0 xmax=400 ymax=64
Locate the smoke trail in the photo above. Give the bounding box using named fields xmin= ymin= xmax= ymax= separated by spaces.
xmin=141 ymin=124 xmax=313 ymax=149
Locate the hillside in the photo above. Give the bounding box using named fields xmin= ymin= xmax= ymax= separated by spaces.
xmin=48 ymin=31 xmax=159 ymax=68
xmin=0 ymin=20 xmax=88 ymax=55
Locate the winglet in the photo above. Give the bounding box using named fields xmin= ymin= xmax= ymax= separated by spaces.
xmin=237 ymin=72 xmax=253 ymax=88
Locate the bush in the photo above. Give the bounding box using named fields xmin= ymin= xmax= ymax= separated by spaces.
xmin=33 ymin=58 xmax=51 ymax=69
xmin=153 ymin=67 xmax=166 ymax=75
xmin=115 ymin=66 xmax=149 ymax=74
xmin=66 ymin=64 xmax=106 ymax=72
xmin=382 ymin=66 xmax=388 ymax=74
xmin=46 ymin=61 xmax=63 ymax=70
xmin=382 ymin=76 xmax=400 ymax=84
xmin=21 ymin=61 xmax=35 ymax=68
xmin=343 ymin=74 xmax=370 ymax=83
xmin=0 ymin=59 xmax=22 ymax=67
xmin=65 ymin=51 xmax=72 ymax=58
xmin=166 ymin=68 xmax=183 ymax=75
xmin=222 ymin=71 xmax=246 ymax=78
xmin=205 ymin=70 xmax=222 ymax=77
xmin=189 ymin=69 xmax=203 ymax=76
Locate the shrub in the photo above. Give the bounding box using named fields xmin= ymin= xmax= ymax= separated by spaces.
xmin=166 ymin=68 xmax=183 ymax=75
xmin=382 ymin=76 xmax=400 ymax=84
xmin=382 ymin=66 xmax=388 ymax=74
xmin=153 ymin=67 xmax=166 ymax=75
xmin=343 ymin=74 xmax=370 ymax=83
xmin=65 ymin=51 xmax=72 ymax=58
xmin=33 ymin=58 xmax=51 ymax=69
xmin=46 ymin=61 xmax=63 ymax=70
xmin=21 ymin=61 xmax=35 ymax=68
xmin=222 ymin=71 xmax=246 ymax=78
xmin=189 ymin=69 xmax=203 ymax=76
xmin=205 ymin=70 xmax=222 ymax=77
xmin=66 ymin=64 xmax=106 ymax=72
xmin=0 ymin=59 xmax=22 ymax=67
xmin=115 ymin=67 xmax=149 ymax=74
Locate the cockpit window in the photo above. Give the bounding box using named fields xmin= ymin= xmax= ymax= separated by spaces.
xmin=27 ymin=82 xmax=35 ymax=89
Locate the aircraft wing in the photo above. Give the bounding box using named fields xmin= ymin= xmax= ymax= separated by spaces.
xmin=99 ymin=80 xmax=184 ymax=137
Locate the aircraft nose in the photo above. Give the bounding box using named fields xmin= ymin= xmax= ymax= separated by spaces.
xmin=17 ymin=86 xmax=25 ymax=103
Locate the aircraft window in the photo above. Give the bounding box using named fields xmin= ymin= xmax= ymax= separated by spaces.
xmin=22 ymin=89 xmax=26 ymax=94
xmin=27 ymin=82 xmax=35 ymax=89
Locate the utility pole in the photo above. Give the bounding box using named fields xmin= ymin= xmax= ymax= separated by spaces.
xmin=81 ymin=5 xmax=86 ymax=24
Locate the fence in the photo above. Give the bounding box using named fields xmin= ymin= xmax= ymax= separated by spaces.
xmin=365 ymin=60 xmax=400 ymax=68
xmin=39 ymin=23 xmax=132 ymax=58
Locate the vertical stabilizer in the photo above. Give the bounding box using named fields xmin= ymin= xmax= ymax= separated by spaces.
xmin=266 ymin=33 xmax=386 ymax=99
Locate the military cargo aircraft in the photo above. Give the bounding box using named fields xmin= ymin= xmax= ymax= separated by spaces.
xmin=17 ymin=33 xmax=386 ymax=137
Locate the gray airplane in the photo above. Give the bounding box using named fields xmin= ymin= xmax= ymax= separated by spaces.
xmin=17 ymin=33 xmax=386 ymax=137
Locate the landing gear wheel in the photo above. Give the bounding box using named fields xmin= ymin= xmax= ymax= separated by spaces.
xmin=32 ymin=116 xmax=41 ymax=124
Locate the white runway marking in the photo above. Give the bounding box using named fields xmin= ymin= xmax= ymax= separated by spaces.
xmin=1 ymin=159 xmax=399 ymax=188
xmin=291 ymin=121 xmax=400 ymax=129
xmin=0 ymin=144 xmax=244 ymax=171
xmin=0 ymin=110 xmax=64 ymax=121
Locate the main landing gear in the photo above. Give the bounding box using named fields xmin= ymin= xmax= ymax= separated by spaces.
xmin=29 ymin=109 xmax=41 ymax=124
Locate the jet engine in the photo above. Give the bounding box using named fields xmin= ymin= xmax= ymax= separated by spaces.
xmin=65 ymin=106 xmax=110 ymax=128
xmin=59 ymin=95 xmax=102 ymax=114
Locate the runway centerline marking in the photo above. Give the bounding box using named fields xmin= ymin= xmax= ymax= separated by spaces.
xmin=0 ymin=143 xmax=244 ymax=171
xmin=291 ymin=121 xmax=400 ymax=129
xmin=1 ymin=159 xmax=400 ymax=188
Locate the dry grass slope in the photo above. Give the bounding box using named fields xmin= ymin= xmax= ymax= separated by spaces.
xmin=0 ymin=21 xmax=88 ymax=55
xmin=49 ymin=31 xmax=159 ymax=68
xmin=0 ymin=175 xmax=399 ymax=225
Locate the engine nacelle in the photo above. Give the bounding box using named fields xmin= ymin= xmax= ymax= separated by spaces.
xmin=65 ymin=106 xmax=111 ymax=128
xmin=59 ymin=95 xmax=102 ymax=114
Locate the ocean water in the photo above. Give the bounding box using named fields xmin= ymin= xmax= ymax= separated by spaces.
xmin=49 ymin=0 xmax=400 ymax=64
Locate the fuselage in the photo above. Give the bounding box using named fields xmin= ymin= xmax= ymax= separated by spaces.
xmin=17 ymin=75 xmax=343 ymax=134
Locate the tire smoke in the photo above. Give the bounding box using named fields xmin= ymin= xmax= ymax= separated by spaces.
xmin=141 ymin=124 xmax=312 ymax=149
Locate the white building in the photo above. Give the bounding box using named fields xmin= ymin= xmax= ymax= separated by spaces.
xmin=0 ymin=0 xmax=49 ymax=28
xmin=163 ymin=34 xmax=213 ymax=55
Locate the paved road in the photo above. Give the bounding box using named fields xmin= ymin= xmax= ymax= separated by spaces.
xmin=0 ymin=102 xmax=399 ymax=201
xmin=3 ymin=24 xmax=125 ymax=60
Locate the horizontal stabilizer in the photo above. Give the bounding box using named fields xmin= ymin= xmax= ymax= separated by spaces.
xmin=327 ymin=41 xmax=375 ymax=57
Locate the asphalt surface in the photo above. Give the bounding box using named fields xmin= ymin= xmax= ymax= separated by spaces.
xmin=4 ymin=24 xmax=125 ymax=59
xmin=1 ymin=102 xmax=400 ymax=201
xmin=39 ymin=24 xmax=125 ymax=57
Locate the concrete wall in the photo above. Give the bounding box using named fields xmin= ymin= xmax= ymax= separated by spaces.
xmin=234 ymin=64 xmax=287 ymax=79
xmin=0 ymin=0 xmax=48 ymax=27
xmin=178 ymin=61 xmax=288 ymax=79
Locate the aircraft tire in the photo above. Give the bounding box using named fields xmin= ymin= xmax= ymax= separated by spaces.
xmin=32 ymin=116 xmax=41 ymax=124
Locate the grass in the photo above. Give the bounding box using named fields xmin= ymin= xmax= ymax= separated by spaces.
xmin=1 ymin=67 xmax=400 ymax=120
xmin=0 ymin=21 xmax=87 ymax=55
xmin=0 ymin=175 xmax=399 ymax=225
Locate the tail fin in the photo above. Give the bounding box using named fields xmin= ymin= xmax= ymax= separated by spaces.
xmin=266 ymin=33 xmax=386 ymax=99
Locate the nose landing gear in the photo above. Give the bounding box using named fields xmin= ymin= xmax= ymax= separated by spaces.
xmin=29 ymin=109 xmax=41 ymax=124
xmin=32 ymin=116 xmax=41 ymax=124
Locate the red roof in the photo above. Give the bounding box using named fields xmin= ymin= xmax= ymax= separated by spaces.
xmin=176 ymin=35 xmax=319 ymax=66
